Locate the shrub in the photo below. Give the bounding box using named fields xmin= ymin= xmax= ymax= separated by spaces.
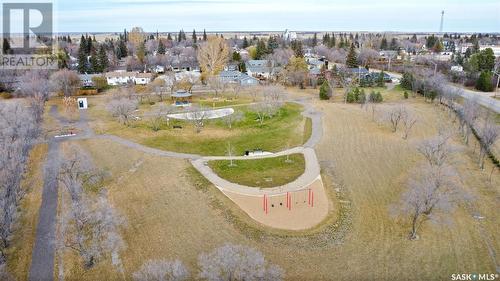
xmin=400 ymin=72 xmax=414 ymax=91
xmin=319 ymin=80 xmax=331 ymax=100
xmin=369 ymin=91 xmax=383 ymax=103
xmin=475 ymin=71 xmax=494 ymax=92
xmin=404 ymin=91 xmax=409 ymax=99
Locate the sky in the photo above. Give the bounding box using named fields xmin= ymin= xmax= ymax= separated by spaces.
xmin=6 ymin=0 xmax=500 ymax=33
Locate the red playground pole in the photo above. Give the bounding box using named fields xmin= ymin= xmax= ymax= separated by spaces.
xmin=286 ymin=192 xmax=289 ymax=209
xmin=311 ymin=191 xmax=314 ymax=207
xmin=289 ymin=193 xmax=292 ymax=211
xmin=265 ymin=196 xmax=268 ymax=215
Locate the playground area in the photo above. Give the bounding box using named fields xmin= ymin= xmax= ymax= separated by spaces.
xmin=221 ymin=177 xmax=329 ymax=230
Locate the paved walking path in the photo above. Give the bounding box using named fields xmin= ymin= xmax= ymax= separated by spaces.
xmin=29 ymin=106 xmax=63 ymax=281
xmin=192 ymin=97 xmax=324 ymax=196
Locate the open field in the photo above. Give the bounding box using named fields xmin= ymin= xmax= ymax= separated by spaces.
xmin=47 ymin=86 xmax=499 ymax=280
xmin=208 ymin=154 xmax=305 ymax=188
xmin=86 ymin=94 xmax=309 ymax=156
xmin=6 ymin=144 xmax=48 ymax=280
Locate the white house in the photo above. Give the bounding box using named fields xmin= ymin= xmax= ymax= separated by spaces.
xmin=133 ymin=73 xmax=153 ymax=85
xmin=451 ymin=65 xmax=464 ymax=72
xmin=105 ymin=71 xmax=137 ymax=86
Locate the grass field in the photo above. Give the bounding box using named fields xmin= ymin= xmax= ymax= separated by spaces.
xmin=208 ymin=154 xmax=305 ymax=188
xmin=87 ymin=96 xmax=309 ymax=156
xmin=50 ymin=87 xmax=499 ymax=281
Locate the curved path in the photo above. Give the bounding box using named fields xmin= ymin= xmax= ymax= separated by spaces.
xmin=191 ymin=98 xmax=324 ymax=196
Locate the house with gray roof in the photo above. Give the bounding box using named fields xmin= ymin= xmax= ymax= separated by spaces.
xmin=219 ymin=70 xmax=259 ymax=86
xmin=245 ymin=60 xmax=281 ymax=80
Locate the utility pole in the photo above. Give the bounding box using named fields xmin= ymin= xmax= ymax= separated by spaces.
xmin=439 ymin=10 xmax=445 ymax=33
xmin=493 ymin=64 xmax=500 ymax=98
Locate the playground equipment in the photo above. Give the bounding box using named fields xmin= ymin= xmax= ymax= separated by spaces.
xmin=262 ymin=189 xmax=314 ymax=215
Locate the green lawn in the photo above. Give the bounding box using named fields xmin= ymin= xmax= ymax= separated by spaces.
xmin=208 ymin=154 xmax=306 ymax=188
xmin=94 ymin=103 xmax=311 ymax=156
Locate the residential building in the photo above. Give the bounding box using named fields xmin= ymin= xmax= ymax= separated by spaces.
xmin=245 ymin=60 xmax=281 ymax=80
xmin=219 ymin=70 xmax=259 ymax=86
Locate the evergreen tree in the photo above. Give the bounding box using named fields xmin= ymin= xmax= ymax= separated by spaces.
xmin=157 ymin=40 xmax=166 ymax=55
xmin=124 ymin=28 xmax=128 ymax=42
xmin=255 ymin=39 xmax=267 ymax=59
xmin=346 ymin=43 xmax=358 ymax=68
xmin=192 ymin=29 xmax=197 ymax=43
xmin=178 ymin=30 xmax=183 ymax=42
xmin=322 ymin=33 xmax=330 ymax=45
xmin=312 ymin=33 xmax=318 ymax=47
xmin=380 ymin=37 xmax=388 ymax=50
xmin=329 ymin=33 xmax=336 ymax=48
xmin=242 ymin=36 xmax=249 ymax=49
xmin=90 ymin=48 xmax=99 ymax=73
xmin=291 ymin=40 xmax=304 ymax=57
xmin=167 ymin=33 xmax=172 ymax=41
xmin=267 ymin=36 xmax=279 ymax=51
xmin=203 ymin=29 xmax=207 ymax=41
xmin=473 ymin=39 xmax=480 ymax=53
xmin=86 ymin=36 xmax=93 ymax=54
xmin=2 ymin=38 xmax=12 ymax=54
xmin=476 ymin=71 xmax=493 ymax=92
xmin=390 ymin=38 xmax=398 ymax=50
xmin=117 ymin=39 xmax=128 ymax=59
xmin=77 ymin=36 xmax=88 ymax=73
xmin=410 ymin=34 xmax=418 ymax=43
xmin=232 ymin=51 xmax=241 ymax=62
xmin=432 ymin=40 xmax=444 ymax=53
xmin=98 ymin=45 xmax=109 ymax=72
xmin=319 ymin=80 xmax=331 ymax=100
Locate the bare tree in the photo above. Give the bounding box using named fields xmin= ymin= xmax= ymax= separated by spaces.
xmin=458 ymin=99 xmax=480 ymax=144
xmin=477 ymin=118 xmax=499 ymax=170
xmin=223 ymin=111 xmax=243 ymax=129
xmin=251 ymin=103 xmax=279 ymax=127
xmin=386 ymin=106 xmax=406 ymax=133
xmin=393 ymin=163 xmax=462 ymax=240
xmin=262 ymin=85 xmax=287 ymax=103
xmin=197 ymin=37 xmax=230 ymax=79
xmin=229 ymin=83 xmax=244 ymax=100
xmin=416 ymin=134 xmax=454 ymax=168
xmin=0 ymin=102 xmax=39 ymax=264
xmin=401 ymin=109 xmax=418 ymax=140
xmin=189 ymin=105 xmax=208 ymax=133
xmin=226 ymin=142 xmax=237 ymax=167
xmin=106 ymin=95 xmax=139 ymax=126
xmin=198 ymin=244 xmax=284 ymax=281
xmin=49 ymin=69 xmax=81 ymax=97
xmin=58 ymin=146 xmax=125 ymax=269
xmin=207 ymin=76 xmax=227 ymax=99
xmin=133 ymin=259 xmax=189 ymax=281
xmin=17 ymin=70 xmax=51 ymax=123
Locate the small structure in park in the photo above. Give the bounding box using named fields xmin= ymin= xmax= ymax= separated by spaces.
xmin=171 ymin=90 xmax=192 ymax=107
xmin=77 ymin=98 xmax=88 ymax=109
